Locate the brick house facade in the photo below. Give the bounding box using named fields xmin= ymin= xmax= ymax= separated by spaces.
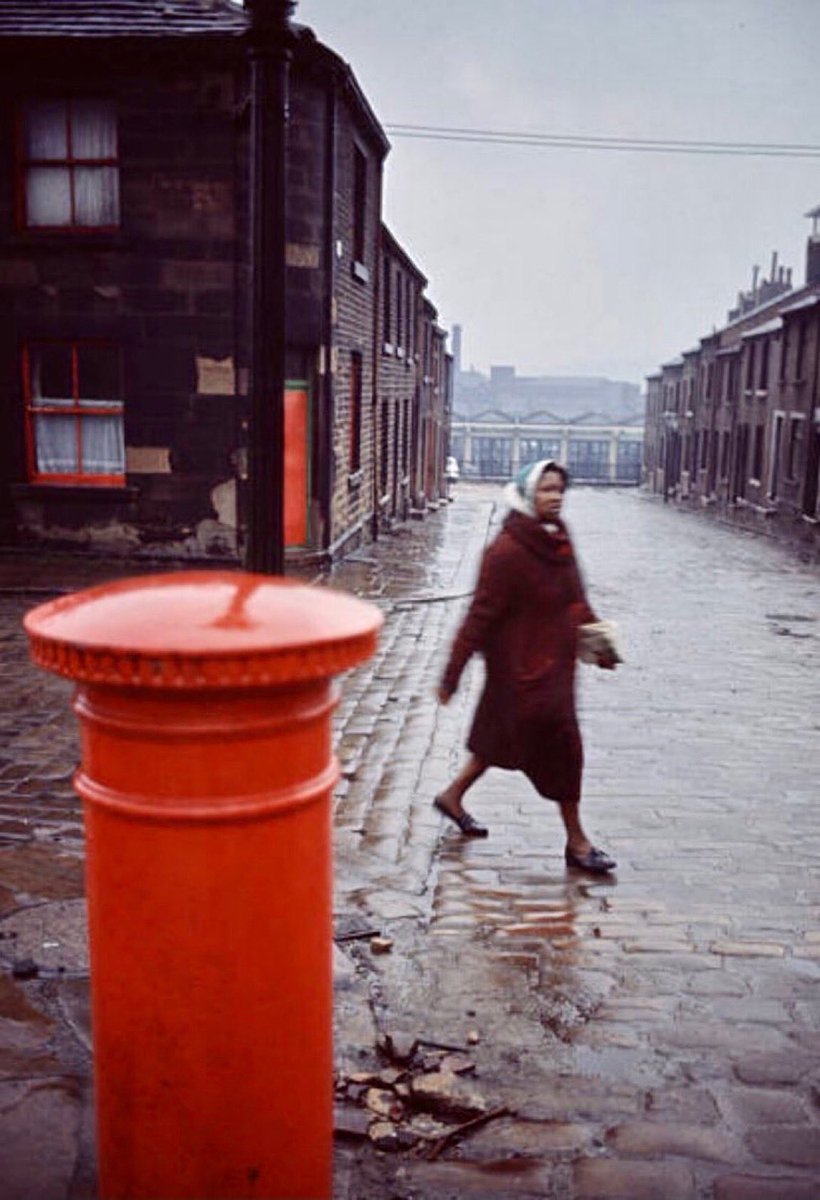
xmin=0 ymin=0 xmax=450 ymax=563
xmin=416 ymin=296 xmax=450 ymax=513
xmin=377 ymin=226 xmax=426 ymax=527
xmin=643 ymin=213 xmax=820 ymax=559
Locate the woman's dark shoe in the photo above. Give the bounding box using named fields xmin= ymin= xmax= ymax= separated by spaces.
xmin=564 ymin=845 xmax=616 ymax=874
xmin=434 ymin=796 xmax=488 ymax=838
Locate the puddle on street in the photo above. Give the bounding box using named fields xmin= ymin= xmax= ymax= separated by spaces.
xmin=431 ymin=841 xmax=586 ymax=955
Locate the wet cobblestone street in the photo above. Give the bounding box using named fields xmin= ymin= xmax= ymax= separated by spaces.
xmin=1 ymin=484 xmax=819 ymax=1199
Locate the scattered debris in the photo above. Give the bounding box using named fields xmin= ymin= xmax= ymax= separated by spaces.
xmin=426 ymin=1106 xmax=509 ymax=1162
xmin=405 ymin=1113 xmax=451 ymax=1140
xmin=347 ymin=1070 xmax=384 ymax=1086
xmin=365 ymin=1087 xmax=403 ymax=1122
xmin=334 ymin=1030 xmax=508 ymax=1159
xmin=334 ymin=1105 xmax=371 ymax=1141
xmin=378 ymin=1031 xmax=417 ymax=1064
xmin=368 ymin=1121 xmax=400 ymax=1151
xmin=396 ymin=1127 xmax=420 ymax=1150
xmin=420 ymin=1050 xmax=448 ymax=1072
xmin=333 ymin=914 xmax=382 ymax=943
xmin=409 ymin=1069 xmax=488 ymax=1121
xmin=369 ymin=936 xmax=394 ymax=954
xmin=440 ymin=1053 xmax=476 ymax=1076
xmin=466 ymin=1029 xmax=481 ymax=1045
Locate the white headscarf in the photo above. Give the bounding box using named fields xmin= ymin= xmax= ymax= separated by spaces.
xmin=502 ymin=459 xmax=567 ymax=519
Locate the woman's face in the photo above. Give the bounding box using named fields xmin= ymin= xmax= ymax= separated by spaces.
xmin=534 ymin=469 xmax=566 ymax=521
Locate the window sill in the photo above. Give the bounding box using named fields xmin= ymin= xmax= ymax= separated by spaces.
xmin=347 ymin=469 xmax=363 ymax=489
xmin=12 ymin=482 xmax=138 ymax=502
xmin=382 ymin=343 xmax=395 ymax=357
xmin=10 ymin=230 xmax=127 ymax=252
xmin=351 ymin=261 xmax=369 ymax=285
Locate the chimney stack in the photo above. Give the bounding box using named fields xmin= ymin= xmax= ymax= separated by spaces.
xmin=806 ymin=205 xmax=820 ymax=286
xmin=451 ymin=324 xmax=463 ymax=376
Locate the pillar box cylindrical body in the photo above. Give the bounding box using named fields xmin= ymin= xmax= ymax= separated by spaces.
xmin=24 ymin=571 xmax=382 ymax=1200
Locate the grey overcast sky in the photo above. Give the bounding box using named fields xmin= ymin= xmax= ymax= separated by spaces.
xmin=295 ymin=0 xmax=820 ymax=386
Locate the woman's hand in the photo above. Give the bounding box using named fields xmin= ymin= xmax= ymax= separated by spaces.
xmin=596 ymin=647 xmax=620 ymax=670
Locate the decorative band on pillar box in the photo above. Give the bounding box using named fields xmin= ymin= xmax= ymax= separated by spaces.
xmin=24 ymin=571 xmax=382 ymax=1200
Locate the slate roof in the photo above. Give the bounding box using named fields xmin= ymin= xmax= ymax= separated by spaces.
xmin=0 ymin=0 xmax=390 ymax=155
xmin=0 ymin=0 xmax=248 ymax=38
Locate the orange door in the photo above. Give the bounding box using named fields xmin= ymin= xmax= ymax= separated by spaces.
xmin=284 ymin=383 xmax=309 ymax=546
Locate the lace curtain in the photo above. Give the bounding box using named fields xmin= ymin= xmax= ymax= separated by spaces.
xmin=29 ymin=345 xmax=124 ymax=478
xmin=24 ymin=99 xmax=119 ymax=227
xmin=34 ymin=414 xmax=125 ymax=477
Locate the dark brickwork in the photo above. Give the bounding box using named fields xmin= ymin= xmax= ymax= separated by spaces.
xmin=644 ymin=232 xmax=820 ymax=560
xmin=0 ymin=17 xmax=449 ymax=563
xmin=0 ymin=43 xmax=244 ymax=553
xmin=416 ymin=298 xmax=450 ymax=511
xmin=377 ymin=227 xmax=426 ymax=526
xmin=327 ymin=99 xmax=383 ymax=554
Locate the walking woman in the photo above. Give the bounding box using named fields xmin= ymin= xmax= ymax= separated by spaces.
xmin=435 ymin=460 xmax=620 ymax=875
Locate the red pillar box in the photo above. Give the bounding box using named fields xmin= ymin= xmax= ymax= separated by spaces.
xmin=24 ymin=571 xmax=382 ymax=1200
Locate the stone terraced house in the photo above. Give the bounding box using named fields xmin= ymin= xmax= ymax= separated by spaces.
xmin=643 ymin=210 xmax=820 ymax=558
xmin=0 ymin=0 xmax=451 ymax=564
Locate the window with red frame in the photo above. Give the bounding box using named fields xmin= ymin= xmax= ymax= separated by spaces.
xmin=23 ymin=342 xmax=125 ymax=485
xmin=19 ymin=99 xmax=120 ymax=229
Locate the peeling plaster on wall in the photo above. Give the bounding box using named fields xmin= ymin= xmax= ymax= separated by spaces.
xmin=126 ymin=447 xmax=172 ymax=474
xmin=17 ymin=512 xmax=142 ymax=554
xmin=151 ymin=519 xmax=238 ymax=559
xmin=211 ymin=479 xmax=237 ymax=529
xmin=285 ymin=242 xmax=320 ymax=269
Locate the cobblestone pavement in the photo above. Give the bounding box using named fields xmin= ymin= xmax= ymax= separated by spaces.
xmin=1 ymin=485 xmax=819 ymax=1199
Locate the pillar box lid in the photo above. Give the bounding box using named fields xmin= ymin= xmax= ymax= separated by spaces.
xmin=24 ymin=571 xmax=383 ymax=689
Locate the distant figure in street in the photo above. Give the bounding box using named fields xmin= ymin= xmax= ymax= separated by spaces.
xmin=435 ymin=459 xmax=620 ymax=874
xmin=444 ymin=455 xmax=460 ymax=501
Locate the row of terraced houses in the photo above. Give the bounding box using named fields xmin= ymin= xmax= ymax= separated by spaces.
xmin=0 ymin=0 xmax=451 ymax=565
xmin=643 ymin=209 xmax=820 ymax=559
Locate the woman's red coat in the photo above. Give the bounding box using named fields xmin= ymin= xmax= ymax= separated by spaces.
xmin=441 ymin=510 xmax=596 ymax=804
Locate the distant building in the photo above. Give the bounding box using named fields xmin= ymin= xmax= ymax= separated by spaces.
xmin=449 ymin=355 xmax=643 ymax=484
xmin=454 ymin=361 xmax=642 ymax=422
xmin=643 ymin=208 xmax=820 ymax=559
xmin=450 ymin=410 xmax=643 ymax=485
